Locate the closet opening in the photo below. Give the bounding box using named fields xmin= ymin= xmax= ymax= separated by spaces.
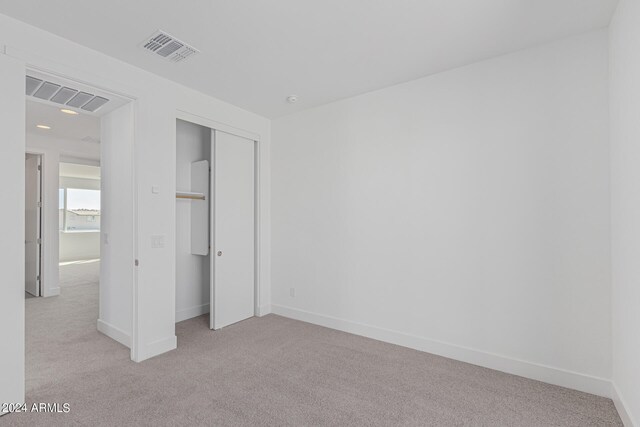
xmin=175 ymin=118 xmax=257 ymax=333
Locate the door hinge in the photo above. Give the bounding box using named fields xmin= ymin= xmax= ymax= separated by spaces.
xmin=37 ymin=201 xmax=42 ymax=207
xmin=135 ymin=259 xmax=139 ymax=267
xmin=36 ymin=238 xmax=42 ymax=245
xmin=36 ymin=275 xmax=40 ymax=282
xmin=37 ymin=165 xmax=41 ymax=171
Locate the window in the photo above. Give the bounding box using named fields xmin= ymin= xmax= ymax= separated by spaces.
xmin=59 ymin=188 xmax=101 ymax=232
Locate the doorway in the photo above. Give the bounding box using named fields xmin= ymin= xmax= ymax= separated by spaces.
xmin=0 ymin=52 xmax=139 ymax=410
xmin=58 ymin=162 xmax=101 ymax=289
xmin=22 ymin=69 xmax=135 ymax=396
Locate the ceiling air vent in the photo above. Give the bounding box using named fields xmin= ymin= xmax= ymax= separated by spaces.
xmin=25 ymin=75 xmax=110 ymax=113
xmin=81 ymin=136 xmax=101 ymax=144
xmin=140 ymin=30 xmax=199 ymax=63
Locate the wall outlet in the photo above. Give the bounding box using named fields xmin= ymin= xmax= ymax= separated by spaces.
xmin=290 ymin=288 xmax=295 ymax=298
xmin=151 ymin=235 xmax=165 ymax=248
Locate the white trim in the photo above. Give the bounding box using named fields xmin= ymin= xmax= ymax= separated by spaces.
xmin=612 ymin=382 xmax=637 ymax=427
xmin=271 ymin=304 xmax=612 ymax=398
xmin=254 ymin=140 xmax=261 ymax=318
xmin=129 ymin=100 xmax=139 ymax=364
xmin=59 ymin=156 xmax=100 ymax=167
xmin=257 ymin=304 xmax=272 ymax=317
xmin=42 ymin=286 xmax=60 ymax=297
xmin=176 ymin=110 xmax=260 ymax=142
xmin=176 ymin=303 xmax=210 ymax=323
xmin=97 ymin=319 xmax=131 ymax=348
xmin=136 ymin=335 xmax=177 ymax=362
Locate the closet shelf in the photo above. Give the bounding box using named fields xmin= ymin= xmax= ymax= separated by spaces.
xmin=176 ymin=191 xmax=205 ymax=200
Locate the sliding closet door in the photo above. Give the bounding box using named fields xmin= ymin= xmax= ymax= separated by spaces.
xmin=211 ymin=130 xmax=255 ymax=329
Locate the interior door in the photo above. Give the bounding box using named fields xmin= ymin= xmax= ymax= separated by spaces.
xmin=210 ymin=130 xmax=255 ymax=329
xmin=25 ymin=154 xmax=41 ymax=297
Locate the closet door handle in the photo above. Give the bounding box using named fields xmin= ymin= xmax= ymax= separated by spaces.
xmin=217 ymin=251 xmax=223 ymax=256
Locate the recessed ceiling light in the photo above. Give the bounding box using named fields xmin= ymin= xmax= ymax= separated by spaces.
xmin=60 ymin=109 xmax=79 ymax=115
xmin=36 ymin=124 xmax=51 ymax=130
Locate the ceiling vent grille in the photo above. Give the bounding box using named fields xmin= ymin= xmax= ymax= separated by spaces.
xmin=141 ymin=30 xmax=199 ymax=63
xmin=25 ymin=76 xmax=110 ymax=113
xmin=81 ymin=136 xmax=101 ymax=144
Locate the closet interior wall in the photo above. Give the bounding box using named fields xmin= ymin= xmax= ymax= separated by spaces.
xmin=175 ymin=119 xmax=211 ymax=323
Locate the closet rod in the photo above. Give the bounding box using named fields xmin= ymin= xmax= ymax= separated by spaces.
xmin=176 ymin=191 xmax=205 ymax=200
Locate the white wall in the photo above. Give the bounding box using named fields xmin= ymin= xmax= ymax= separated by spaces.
xmin=0 ymin=53 xmax=25 ymax=415
xmin=175 ymin=119 xmax=211 ymax=322
xmin=60 ymin=233 xmax=100 ymax=261
xmin=271 ymin=30 xmax=612 ymax=396
xmin=27 ymin=132 xmax=101 ymax=162
xmin=99 ymin=103 xmax=134 ymax=348
xmin=26 ymin=133 xmax=101 ymax=296
xmin=0 ymin=9 xmax=271 ymax=372
xmin=60 ymin=176 xmax=101 ymax=190
xmin=609 ymin=1 xmax=640 ymax=425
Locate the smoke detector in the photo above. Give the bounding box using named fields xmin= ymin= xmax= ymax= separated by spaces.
xmin=286 ymin=95 xmax=298 ymax=104
xmin=140 ymin=30 xmax=199 ymax=63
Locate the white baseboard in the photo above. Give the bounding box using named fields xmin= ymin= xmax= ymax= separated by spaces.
xmin=135 ymin=335 xmax=177 ymax=362
xmin=257 ymin=304 xmax=272 ymax=317
xmin=612 ymin=383 xmax=637 ymax=427
xmin=271 ymin=304 xmax=612 ymax=398
xmin=97 ymin=319 xmax=131 ymax=348
xmin=42 ymin=286 xmax=60 ymax=297
xmin=176 ymin=303 xmax=210 ymax=323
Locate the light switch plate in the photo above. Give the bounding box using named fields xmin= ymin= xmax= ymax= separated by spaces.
xmin=151 ymin=235 xmax=165 ymax=248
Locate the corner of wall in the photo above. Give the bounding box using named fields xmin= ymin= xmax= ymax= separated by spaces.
xmin=42 ymin=287 xmax=60 ymax=297
xmin=133 ymin=335 xmax=177 ymax=362
xmin=97 ymin=319 xmax=131 ymax=348
xmin=612 ymin=382 xmax=637 ymax=427
xmin=258 ymin=304 xmax=272 ymax=317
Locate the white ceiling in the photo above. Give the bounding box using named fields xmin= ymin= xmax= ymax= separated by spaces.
xmin=27 ymin=100 xmax=100 ymax=142
xmin=0 ymin=0 xmax=618 ymax=118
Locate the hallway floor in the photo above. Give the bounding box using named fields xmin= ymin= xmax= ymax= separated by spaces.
xmin=59 ymin=259 xmax=100 ymax=288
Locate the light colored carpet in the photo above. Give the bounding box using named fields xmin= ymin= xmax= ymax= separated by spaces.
xmin=59 ymin=259 xmax=100 ymax=288
xmin=5 ymin=281 xmax=622 ymax=426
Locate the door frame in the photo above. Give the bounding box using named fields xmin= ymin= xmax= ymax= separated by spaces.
xmin=24 ymin=152 xmax=43 ymax=297
xmin=175 ymin=110 xmax=263 ymax=324
xmin=9 ymin=50 xmax=139 ymax=361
